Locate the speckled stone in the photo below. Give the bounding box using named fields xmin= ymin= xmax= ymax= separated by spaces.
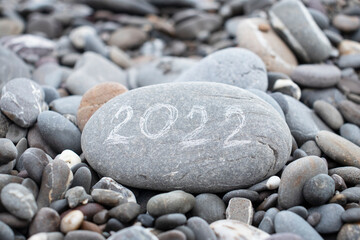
xmin=337 ymin=223 xmax=360 ymax=240
xmin=226 ymin=197 xmax=253 ymax=224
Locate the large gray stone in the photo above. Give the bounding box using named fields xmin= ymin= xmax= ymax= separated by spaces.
xmin=0 ymin=78 xmax=45 ymax=128
xmin=176 ymin=48 xmax=268 ymax=91
xmin=269 ymin=0 xmax=332 ymax=63
xmin=0 ymin=45 xmax=31 ymax=89
xmin=82 ymin=82 xmax=292 ymax=193
xmin=66 ymin=52 xmax=127 ymax=95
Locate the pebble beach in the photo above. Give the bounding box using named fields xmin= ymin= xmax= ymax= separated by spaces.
xmin=0 ymin=0 xmax=360 ymax=239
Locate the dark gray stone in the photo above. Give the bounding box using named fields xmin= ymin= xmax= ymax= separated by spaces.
xmin=107 ymin=226 xmax=157 ymax=240
xmin=66 ymin=52 xmax=127 ymax=95
xmin=14 ymin=138 xmax=27 ymax=171
xmin=0 ymin=138 xmax=17 ymax=165
xmin=1 ymin=183 xmax=37 ymax=220
xmin=105 ymin=218 xmax=125 ymax=233
xmin=155 ymin=213 xmax=187 ymax=230
xmin=83 ymin=0 xmax=158 ymax=15
xmin=269 ymin=0 xmax=332 ymax=63
xmin=0 ymin=111 xmax=11 ymax=138
xmin=22 ymin=148 xmax=49 ymax=184
xmin=147 ymin=190 xmax=195 ymax=217
xmin=274 ymin=211 xmax=322 ymax=240
xmin=137 ymin=214 xmax=154 ymax=228
xmin=49 ymin=96 xmax=82 ymax=116
xmin=91 ymin=189 xmax=129 ymax=208
xmin=82 ymin=82 xmax=292 ymax=193
xmin=316 ymin=130 xmax=360 ymax=168
xmin=278 ymin=156 xmax=328 ymax=209
xmin=190 ymin=193 xmax=225 ymax=223
xmin=0 ymin=212 xmax=28 ymax=229
xmin=223 ymin=189 xmax=259 ymax=203
xmin=176 ymin=48 xmax=267 ymax=91
xmin=0 ymin=45 xmax=31 ymax=89
xmin=338 ymin=54 xmax=360 ymax=69
xmin=291 ymin=64 xmax=340 ymax=88
xmin=341 ymin=187 xmax=360 ymax=203
xmin=313 ymin=100 xmax=344 ymax=130
xmin=71 ymin=167 xmax=92 ymax=193
xmin=37 ymin=159 xmax=73 ymax=208
xmin=0 ymin=220 xmax=14 ymax=240
xmin=175 ymin=226 xmax=195 ymax=240
xmin=29 ymin=207 xmax=60 ymax=236
xmin=308 ymin=203 xmax=344 ymax=233
xmin=109 ymin=202 xmax=141 ymax=223
xmin=37 ymin=111 xmax=81 ymax=154
xmin=6 ymin=123 xmax=27 ymax=144
xmin=265 ymin=233 xmax=303 ymax=240
xmin=187 ymin=216 xmax=216 ymax=240
xmin=324 ymin=29 xmax=343 ymax=45
xmin=329 ymin=167 xmax=360 ymax=186
xmin=0 ymin=174 xmax=23 ymax=192
xmin=303 ymin=174 xmax=335 ymax=206
xmin=0 ymin=78 xmax=44 ymax=128
xmin=22 ymin=178 xmax=39 ymax=199
xmin=284 ymin=95 xmax=332 ymax=145
xmin=340 ymin=123 xmax=360 ymax=146
xmin=301 ymin=88 xmax=346 ymax=108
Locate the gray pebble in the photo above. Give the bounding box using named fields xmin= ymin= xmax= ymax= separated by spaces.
xmin=223 ymin=189 xmax=259 ymax=204
xmin=341 ymin=187 xmax=360 ymax=203
xmin=91 ymin=177 xmax=136 ymax=203
xmin=291 ymin=64 xmax=340 ymax=88
xmin=300 ymin=140 xmax=321 ymax=157
xmin=307 ymin=212 xmax=321 ymax=227
xmin=1 ymin=183 xmax=37 ymax=220
xmin=340 ymin=123 xmax=360 ymax=146
xmin=257 ymin=193 xmax=278 ymax=212
xmin=42 ymin=86 xmax=60 ymax=104
xmin=49 ymin=96 xmax=82 ymax=116
xmin=64 ymin=230 xmax=105 ymax=240
xmin=341 ymin=208 xmax=360 ymax=223
xmin=313 ymin=100 xmax=344 ymax=130
xmin=29 ymin=207 xmax=60 ymax=236
xmin=65 ymin=186 xmax=91 ymax=208
xmin=71 ymin=167 xmax=92 ymax=193
xmin=0 ymin=212 xmax=28 ymax=229
xmin=226 ymin=197 xmax=253 ymax=224
xmin=22 ymin=148 xmax=49 ymax=184
xmin=109 ymin=202 xmax=141 ymax=223
xmin=175 ymin=226 xmax=195 ymax=240
xmin=107 ymin=226 xmax=157 ymax=240
xmin=0 ymin=138 xmax=17 ymax=165
xmin=155 ymin=213 xmax=187 ymax=230
xmin=0 ymin=220 xmax=14 ymax=240
xmin=136 ymin=213 xmax=154 ymax=228
xmin=338 ymin=54 xmax=360 ymax=69
xmin=329 ymin=167 xmax=360 ymax=186
xmin=288 ymin=206 xmax=308 ymax=219
xmin=301 ymin=88 xmax=346 ymax=108
xmin=259 ymin=208 xmax=279 ymax=234
xmin=303 ymin=174 xmax=335 ymax=206
xmin=338 ymin=100 xmax=360 ymax=126
xmin=93 ymin=209 xmax=109 ymax=225
xmin=22 ymin=178 xmax=39 ymax=199
xmin=308 ymin=203 xmax=344 ymax=233
xmin=190 ymin=193 xmax=225 ymax=223
xmin=27 ymin=123 xmax=57 ymax=158
xmin=6 ymin=124 xmax=27 ymax=144
xmin=187 ymin=216 xmax=216 ymax=240
xmin=265 ymin=233 xmax=303 ymax=240
xmin=91 ymin=189 xmax=127 ymax=207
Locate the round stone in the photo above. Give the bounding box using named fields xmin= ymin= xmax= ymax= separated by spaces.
xmin=147 ymin=190 xmax=195 ymax=217
xmin=190 ymin=193 xmax=225 ymax=223
xmin=176 ymin=48 xmax=268 ymax=91
xmin=82 ymin=82 xmax=292 ymax=193
xmin=0 ymin=78 xmax=44 ymax=128
xmin=1 ymin=183 xmax=38 ymax=220
xmin=37 ymin=111 xmax=81 ymax=154
xmin=308 ymin=203 xmax=344 ymax=234
xmin=64 ymin=230 xmax=105 ymax=240
xmin=77 ymin=82 xmax=127 ymax=131
xmin=303 ymin=174 xmax=335 ymax=206
xmin=60 ymin=210 xmax=84 ymax=233
xmin=278 ymin=156 xmax=328 ymax=209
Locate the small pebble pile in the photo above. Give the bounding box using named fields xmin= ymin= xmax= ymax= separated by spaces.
xmin=0 ymin=0 xmax=360 ymax=239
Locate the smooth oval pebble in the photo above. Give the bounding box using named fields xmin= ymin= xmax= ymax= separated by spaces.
xmin=0 ymin=220 xmax=15 ymax=240
xmin=176 ymin=48 xmax=268 ymax=91
xmin=340 ymin=123 xmax=360 ymax=146
xmin=187 ymin=216 xmax=217 ymax=240
xmin=338 ymin=100 xmax=360 ymax=126
xmin=333 ymin=14 xmax=360 ymax=32
xmin=190 ymin=193 xmax=225 ymax=223
xmin=278 ymin=156 xmax=328 ymax=209
xmin=210 ymin=219 xmax=270 ymax=240
xmin=0 ymin=138 xmax=17 ymax=165
xmin=37 ymin=111 xmax=81 ymax=154
xmin=147 ymin=190 xmax=195 ymax=217
xmin=315 ymin=130 xmax=360 ymax=168
xmin=155 ymin=213 xmax=187 ymax=230
xmin=291 ymin=64 xmax=341 ymax=88
xmin=313 ymin=100 xmax=344 ymax=130
xmin=60 ymin=210 xmax=84 ymax=233
xmin=1 ymin=183 xmax=38 ymax=220
xmin=303 ymin=174 xmax=335 ymax=206
xmin=29 ymin=207 xmax=60 ymax=236
xmin=22 ymin=148 xmax=49 ymax=184
xmin=274 ymin=211 xmax=322 ymax=240
xmin=82 ymin=82 xmax=292 ymax=193
xmin=64 ymin=230 xmax=105 ymax=240
xmin=341 ymin=208 xmax=360 ymax=223
xmin=308 ymin=203 xmax=344 ymax=233
xmin=223 ymin=189 xmax=259 ymax=203
xmin=108 ymin=202 xmax=141 ymax=223
xmin=329 ymin=167 xmax=360 ymax=186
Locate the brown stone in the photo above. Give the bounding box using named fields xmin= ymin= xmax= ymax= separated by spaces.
xmin=77 ymin=82 xmax=128 ymax=131
xmin=333 ymin=14 xmax=360 ymax=32
xmin=108 ymin=27 xmax=147 ymax=50
xmin=80 ymin=220 xmax=102 ymax=234
xmin=338 ymin=40 xmax=360 ymax=55
xmin=237 ymin=18 xmax=297 ymax=75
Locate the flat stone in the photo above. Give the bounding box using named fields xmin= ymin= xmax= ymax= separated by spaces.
xmin=155 ymin=213 xmax=187 ymax=230
xmin=223 ymin=189 xmax=259 ymax=204
xmin=64 ymin=230 xmax=105 ymax=240
xmin=338 ymin=100 xmax=360 ymax=126
xmin=269 ymin=0 xmax=332 ymax=63
xmin=176 ymin=48 xmax=268 ymax=91
xmin=342 ymin=208 xmax=360 ymax=223
xmin=313 ymin=100 xmax=344 ymax=130
xmin=129 ymin=57 xmax=198 ymax=88
xmin=341 ymin=187 xmax=360 ymax=203
xmin=274 ymin=211 xmax=323 ymax=240
xmin=77 ymin=82 xmax=127 ymax=131
xmin=49 ymin=96 xmax=82 ymax=116
xmin=158 ymin=230 xmax=186 ymax=240
xmin=301 ymin=88 xmax=346 ymax=108
xmin=226 ymin=197 xmax=253 ymax=224
xmin=337 ymin=223 xmax=360 ymax=240
xmin=210 ymin=219 xmax=270 ymax=240
xmin=147 ymin=190 xmax=195 ymax=217
xmin=190 ymin=193 xmax=225 ymax=223
xmin=91 ymin=177 xmax=136 ymax=203
xmin=1 ymin=183 xmax=37 ymax=220
xmin=291 ymin=64 xmax=341 ymax=88
xmin=83 ymin=0 xmax=158 ymax=15
xmin=0 ymin=78 xmax=44 ymax=128
xmin=338 ymin=54 xmax=360 ymax=69
xmin=237 ymin=18 xmax=297 ymax=75
xmin=37 ymin=111 xmax=81 ymax=154
xmin=333 ymin=14 xmax=360 ymax=32
xmin=187 ymin=216 xmax=217 ymax=240
xmin=0 ymin=138 xmax=17 ymax=165
xmin=66 ymin=52 xmax=127 ymax=95
xmin=82 ymin=82 xmax=292 ymax=193
xmin=308 ymin=203 xmax=344 ymax=233
xmin=109 ymin=202 xmax=141 ymax=223
xmin=109 ymin=27 xmax=147 ymax=50
xmin=0 ymin=221 xmax=14 ymax=240
xmin=22 ymin=148 xmax=50 ymax=184
xmin=281 ymin=95 xmax=332 ymax=145
xmin=29 ymin=207 xmax=60 ymax=236
xmin=278 ymin=156 xmax=328 ymax=209
xmin=37 ymin=159 xmax=73 ymax=208
xmin=316 ymin=130 xmax=360 ymax=168
xmin=107 ymin=226 xmax=158 ymax=240
xmin=303 ymin=174 xmax=335 ymax=206
xmin=0 ymin=45 xmax=31 ymax=89
xmin=329 ymin=167 xmax=360 ymax=186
